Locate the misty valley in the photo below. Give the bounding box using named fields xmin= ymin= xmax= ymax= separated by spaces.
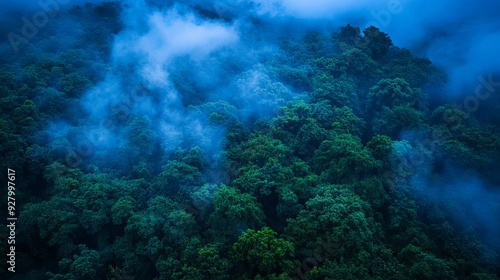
xmin=0 ymin=1 xmax=499 ymax=279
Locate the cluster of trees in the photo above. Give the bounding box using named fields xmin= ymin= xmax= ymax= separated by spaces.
xmin=1 ymin=2 xmax=499 ymax=280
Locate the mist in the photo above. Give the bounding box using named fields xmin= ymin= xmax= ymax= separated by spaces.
xmin=106 ymin=0 xmax=500 ymax=256
xmin=390 ymin=138 xmax=500 ymax=253
xmin=5 ymin=0 xmax=498 ymax=222
xmin=6 ymin=0 xmax=499 ymax=97
xmin=3 ymin=0 xmax=500 ymax=278
xmin=32 ymin=0 xmax=298 ymax=176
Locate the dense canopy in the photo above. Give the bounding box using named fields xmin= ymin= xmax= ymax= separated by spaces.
xmin=1 ymin=1 xmax=499 ymax=279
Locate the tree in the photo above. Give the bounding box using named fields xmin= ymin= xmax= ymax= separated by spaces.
xmin=232 ymin=227 xmax=295 ymax=277
xmin=46 ymin=245 xmax=103 ymax=280
xmin=330 ymin=106 xmax=366 ymax=137
xmin=372 ymin=105 xmax=424 ymax=137
xmin=208 ymin=186 xmax=265 ymax=242
xmin=430 ymin=105 xmax=470 ymax=130
xmin=333 ymin=24 xmax=363 ymax=52
xmin=310 ymin=74 xmax=358 ymax=109
xmin=21 ymin=64 xmax=51 ymax=88
xmin=5 ymin=17 xmax=500 ymax=280
xmin=0 ymin=119 xmax=27 ymax=173
xmin=111 ymin=196 xmax=138 ymax=225
xmin=232 ymin=162 xmax=293 ymax=197
xmin=127 ymin=116 xmax=158 ymax=158
xmin=367 ymin=134 xmax=393 ymax=163
xmin=154 ymin=160 xmax=204 ymax=195
xmin=14 ymin=99 xmax=41 ymax=136
xmin=368 ymin=78 xmax=425 ymax=113
xmin=195 ymin=244 xmax=231 ymax=280
xmin=313 ymin=134 xmax=379 ymax=183
xmin=398 ymin=244 xmax=454 ymax=279
xmin=60 ymin=72 xmax=92 ymax=97
xmin=380 ymin=47 xmax=436 ymax=87
xmin=285 ymin=184 xmax=380 ymax=263
xmin=341 ymin=48 xmax=379 ymax=77
xmin=361 ymin=26 xmax=393 ymax=59
xmin=238 ymin=134 xmax=292 ymax=167
xmin=20 ymin=199 xmax=80 ymax=257
xmin=307 ymin=259 xmax=371 ymax=280
xmin=271 ymin=101 xmax=333 ymax=159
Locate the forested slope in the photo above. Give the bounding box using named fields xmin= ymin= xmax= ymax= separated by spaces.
xmin=0 ymin=2 xmax=499 ymax=279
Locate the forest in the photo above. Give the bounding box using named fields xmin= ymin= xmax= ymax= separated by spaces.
xmin=0 ymin=1 xmax=499 ymax=279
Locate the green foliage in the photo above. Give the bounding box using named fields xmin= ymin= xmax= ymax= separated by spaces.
xmin=232 ymin=162 xmax=294 ymax=197
xmin=311 ymin=74 xmax=359 ymax=108
xmin=333 ymin=24 xmax=363 ymax=51
xmin=196 ymin=244 xmax=231 ymax=279
xmin=373 ymin=105 xmax=424 ymax=137
xmin=330 ymin=106 xmax=366 ymax=137
xmin=353 ymin=177 xmax=388 ymax=209
xmin=368 ymin=78 xmax=425 ymax=112
xmin=239 ymin=134 xmax=292 ymax=167
xmin=60 ymin=72 xmax=92 ymax=97
xmin=190 ymin=100 xmax=239 ymax=125
xmin=361 ymin=26 xmax=393 ymax=59
xmin=308 ymin=259 xmax=371 ymax=280
xmin=381 ymin=47 xmax=436 ymax=87
xmin=155 ymin=160 xmax=204 ymax=195
xmin=313 ymin=134 xmax=379 ymax=183
xmin=21 ymin=199 xmax=80 ymax=256
xmin=0 ymin=119 xmax=27 ymax=172
xmin=209 ymin=186 xmax=266 ymax=240
xmin=367 ymin=134 xmax=393 ymax=162
xmin=47 ymin=245 xmax=103 ymax=280
xmin=341 ymin=48 xmax=379 ymax=77
xmin=235 ymin=69 xmax=290 ymax=114
xmin=399 ymin=244 xmax=454 ymax=279
xmin=128 ymin=116 xmax=158 ymax=157
xmin=272 ymin=100 xmax=336 ymax=159
xmin=232 ymin=227 xmax=295 ymax=277
xmin=4 ymin=16 xmax=500 ymax=280
xmin=111 ymin=196 xmax=138 ymax=225
xmin=22 ymin=64 xmax=51 ymax=88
